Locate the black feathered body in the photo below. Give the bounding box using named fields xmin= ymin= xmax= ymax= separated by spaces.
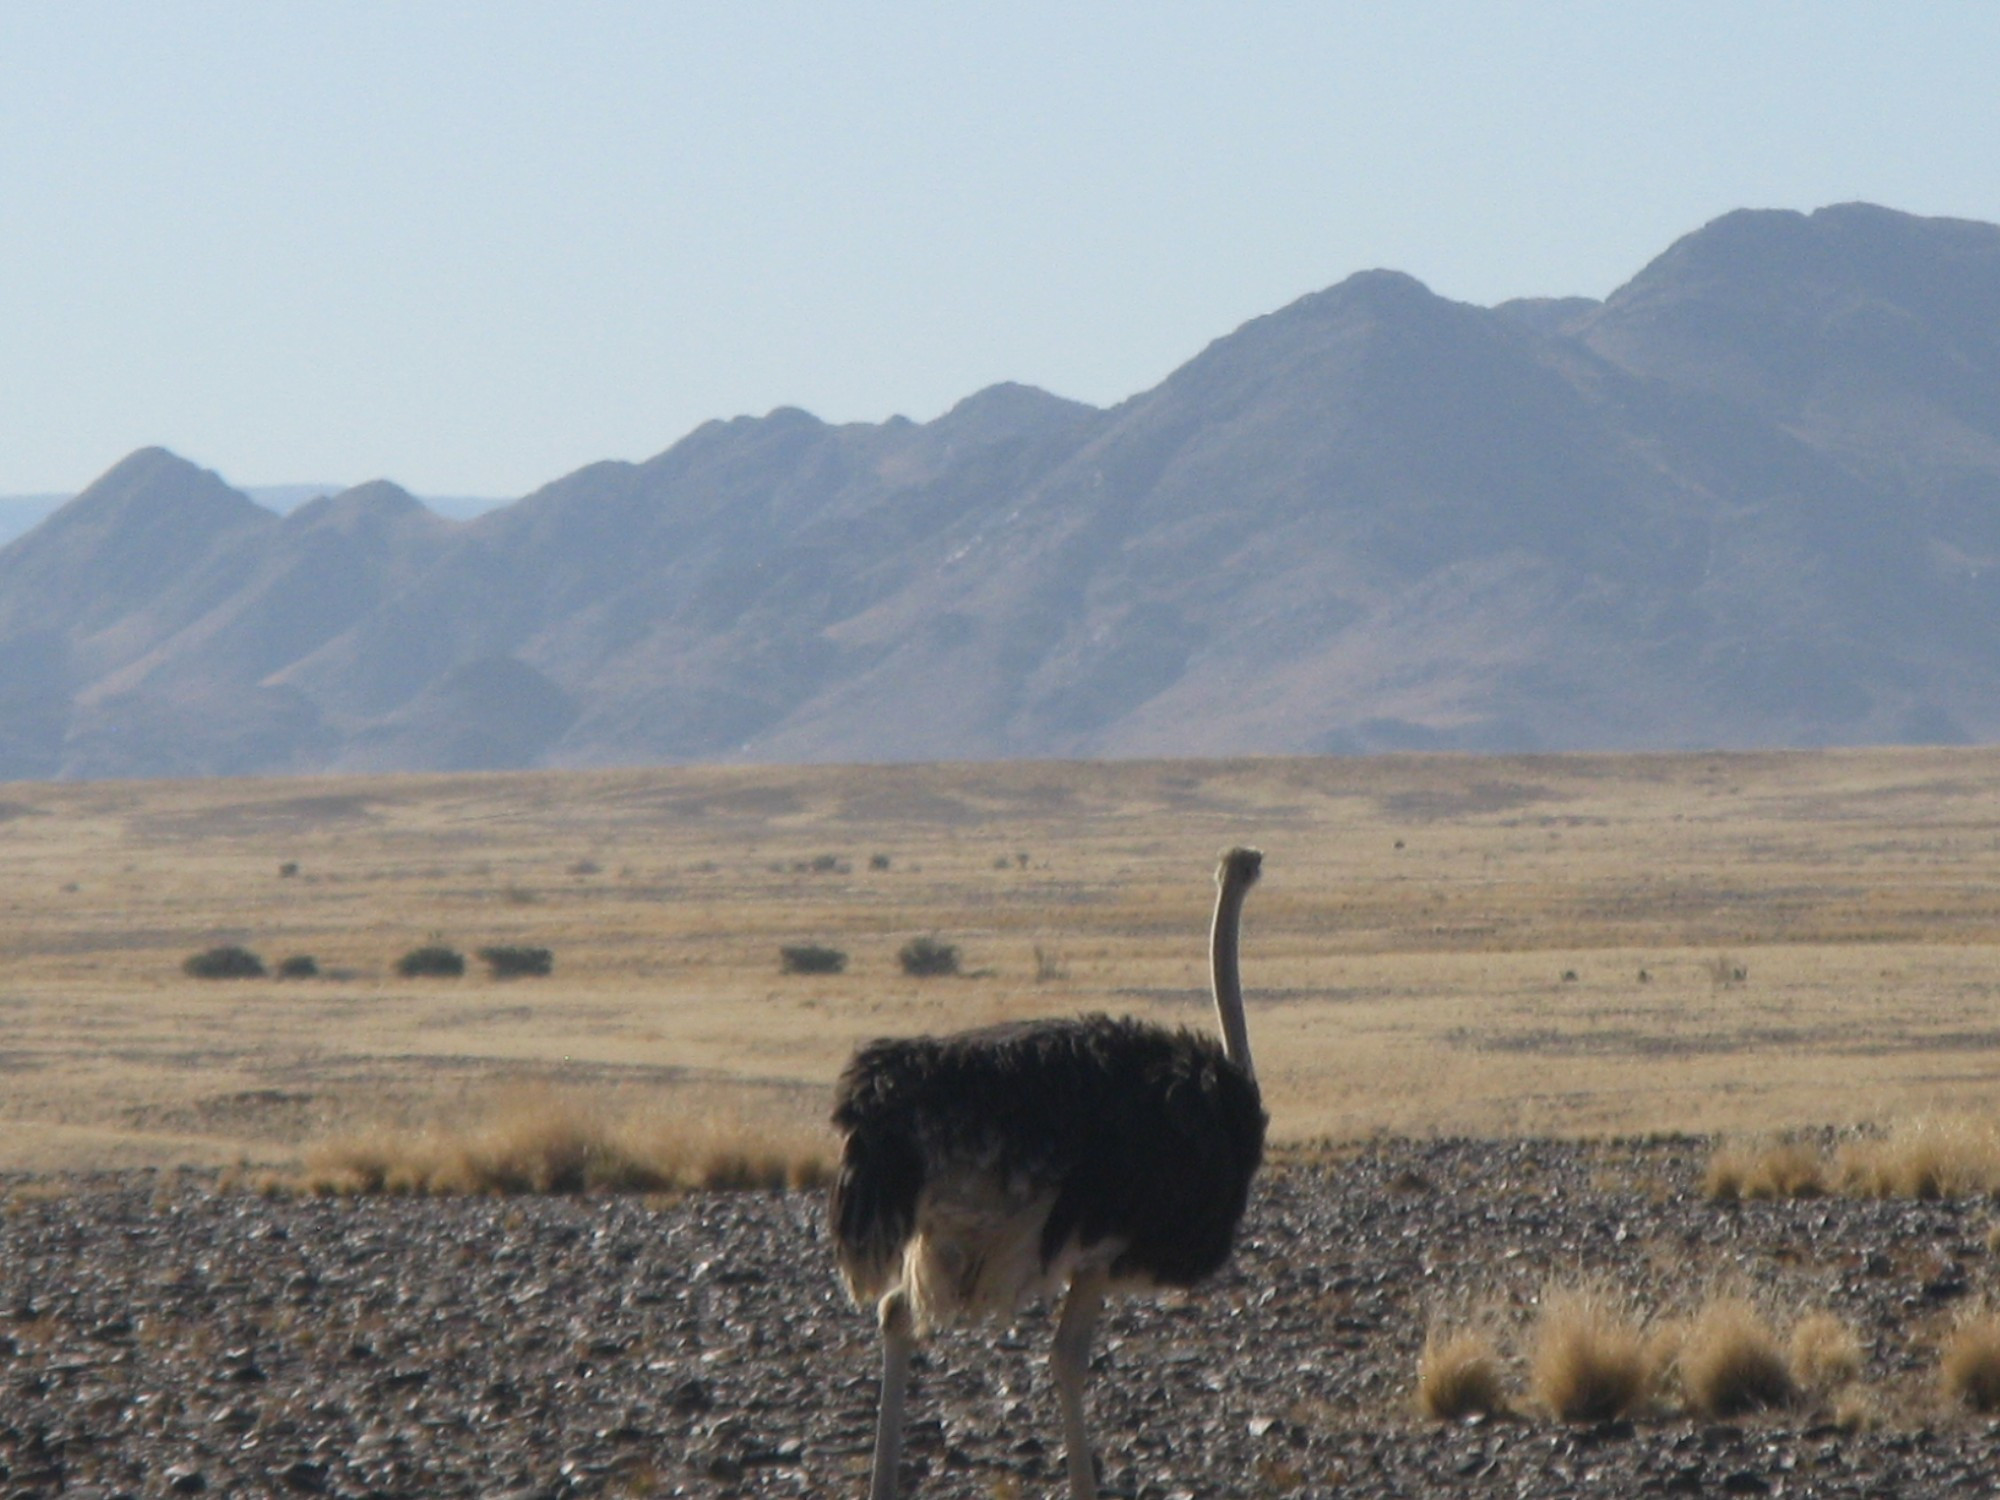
xmin=829 ymin=1014 xmax=1266 ymax=1333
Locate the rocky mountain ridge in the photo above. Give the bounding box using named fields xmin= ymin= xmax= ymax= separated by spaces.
xmin=5 ymin=202 xmax=1998 ymax=779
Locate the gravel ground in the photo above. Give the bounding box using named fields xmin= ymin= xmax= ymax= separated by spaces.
xmin=5 ymin=1138 xmax=2000 ymax=1499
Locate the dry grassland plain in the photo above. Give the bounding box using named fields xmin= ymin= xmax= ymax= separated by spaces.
xmin=3 ymin=747 xmax=1999 ymax=1173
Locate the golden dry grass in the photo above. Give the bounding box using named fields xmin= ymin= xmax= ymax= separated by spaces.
xmin=1939 ymin=1306 xmax=2000 ymax=1414
xmin=1705 ymin=1119 xmax=2000 ymax=1203
xmin=1416 ymin=1328 xmax=1512 ymax=1420
xmin=283 ymin=1088 xmax=832 ymax=1196
xmin=1834 ymin=1117 xmax=2000 ymax=1199
xmin=6 ymin=745 xmax=2000 ymax=1169
xmin=1789 ymin=1312 xmax=1865 ymax=1395
xmin=1673 ymin=1298 xmax=1796 ymax=1417
xmin=1528 ymin=1285 xmax=1656 ymax=1422
xmin=1703 ymin=1139 xmax=1830 ymax=1201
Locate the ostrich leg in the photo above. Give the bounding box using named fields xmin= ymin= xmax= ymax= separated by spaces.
xmin=870 ymin=1290 xmax=915 ymax=1500
xmin=1052 ymin=1265 xmax=1109 ymax=1500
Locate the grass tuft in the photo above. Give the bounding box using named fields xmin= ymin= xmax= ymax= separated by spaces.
xmin=1789 ymin=1312 xmax=1864 ymax=1395
xmin=1834 ymin=1117 xmax=2000 ymax=1200
xmin=1528 ymin=1285 xmax=1655 ymax=1422
xmin=1417 ymin=1328 xmax=1511 ymax=1420
xmin=289 ymin=1091 xmax=832 ymax=1198
xmin=1704 ymin=1138 xmax=1827 ymax=1201
xmin=1940 ymin=1305 xmax=2000 ymax=1413
xmin=1676 ymin=1298 xmax=1796 ymax=1417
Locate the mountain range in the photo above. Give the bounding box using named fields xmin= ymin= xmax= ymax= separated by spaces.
xmin=5 ymin=201 xmax=1998 ymax=780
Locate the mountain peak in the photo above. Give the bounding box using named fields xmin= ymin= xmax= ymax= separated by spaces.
xmin=291 ymin=480 xmax=430 ymax=528
xmin=1264 ymin=268 xmax=1443 ymax=328
xmin=1584 ymin=201 xmax=2000 ymax=414
xmin=1607 ymin=201 xmax=2000 ymax=305
xmin=57 ymin=447 xmax=271 ymax=534
xmin=933 ymin=383 xmax=1097 ymax=445
xmin=1335 ymin=267 xmax=1434 ymax=300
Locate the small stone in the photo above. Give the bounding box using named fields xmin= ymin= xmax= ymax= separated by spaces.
xmin=276 ymin=1460 xmax=328 ymax=1493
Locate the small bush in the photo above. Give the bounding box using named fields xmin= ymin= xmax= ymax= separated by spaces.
xmin=780 ymin=943 xmax=847 ymax=975
xmin=396 ymin=944 xmax=466 ymax=978
xmin=1529 ymin=1286 xmax=1654 ymax=1422
xmin=184 ymin=945 xmax=266 ymax=980
xmin=278 ymin=861 xmax=300 ymax=878
xmin=1417 ymin=1329 xmax=1511 ymax=1420
xmin=276 ymin=955 xmax=320 ymax=980
xmin=868 ymin=853 xmax=891 ymax=871
xmin=479 ymin=945 xmax=553 ymax=979
xmin=898 ymin=935 xmax=961 ymax=977
xmin=1677 ymin=1299 xmax=1795 ymax=1417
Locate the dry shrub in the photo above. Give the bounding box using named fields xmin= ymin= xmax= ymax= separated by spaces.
xmin=779 ymin=943 xmax=847 ymax=975
xmin=1834 ymin=1117 xmax=2000 ymax=1199
xmin=1528 ymin=1285 xmax=1655 ymax=1422
xmin=1704 ymin=1139 xmax=1827 ymax=1201
xmin=1939 ymin=1305 xmax=2000 ymax=1414
xmin=478 ymin=944 xmax=553 ymax=979
xmin=395 ymin=943 xmax=466 ymax=978
xmin=1676 ymin=1298 xmax=1795 ymax=1417
xmin=1417 ymin=1328 xmax=1511 ymax=1420
xmin=293 ymin=1090 xmax=832 ymax=1197
xmin=897 ymin=935 xmax=960 ymax=977
xmin=183 ymin=944 xmax=266 ymax=980
xmin=1789 ymin=1312 xmax=1864 ymax=1395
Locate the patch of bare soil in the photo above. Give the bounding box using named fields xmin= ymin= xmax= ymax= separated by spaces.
xmin=3 ymin=1139 xmax=1998 ymax=1498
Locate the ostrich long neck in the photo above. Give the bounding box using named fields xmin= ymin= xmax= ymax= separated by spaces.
xmin=1210 ymin=853 xmax=1259 ymax=1082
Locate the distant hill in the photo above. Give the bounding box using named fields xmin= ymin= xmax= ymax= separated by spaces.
xmin=4 ymin=202 xmax=1998 ymax=780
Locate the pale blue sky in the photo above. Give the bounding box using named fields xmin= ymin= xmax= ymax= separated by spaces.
xmin=5 ymin=2 xmax=1999 ymax=498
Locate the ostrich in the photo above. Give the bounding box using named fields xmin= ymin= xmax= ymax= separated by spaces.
xmin=829 ymin=846 xmax=1267 ymax=1500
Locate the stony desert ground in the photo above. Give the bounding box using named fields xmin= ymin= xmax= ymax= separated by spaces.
xmin=7 ymin=1137 xmax=2000 ymax=1498
xmin=6 ymin=749 xmax=2000 ymax=1496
